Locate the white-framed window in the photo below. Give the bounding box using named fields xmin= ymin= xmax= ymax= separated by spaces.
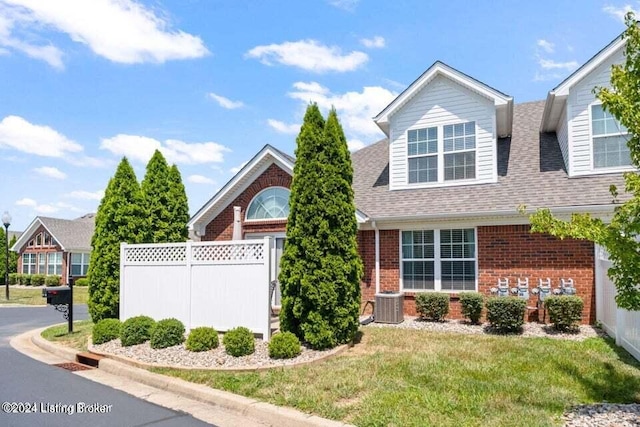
xmin=22 ymin=253 xmax=36 ymax=274
xmin=591 ymin=104 xmax=631 ymax=169
xmin=47 ymin=252 xmax=62 ymax=275
xmin=407 ymin=121 xmax=476 ymax=184
xmin=37 ymin=253 xmax=46 ymax=274
xmin=401 ymin=228 xmax=477 ymax=292
xmin=246 ymin=187 xmax=290 ymax=220
xmin=71 ymin=253 xmax=90 ymax=276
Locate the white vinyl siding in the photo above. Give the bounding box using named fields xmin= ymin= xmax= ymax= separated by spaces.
xmin=556 ymin=105 xmax=569 ymax=170
xmin=567 ymin=48 xmax=633 ymax=175
xmin=388 ymin=75 xmax=496 ymax=189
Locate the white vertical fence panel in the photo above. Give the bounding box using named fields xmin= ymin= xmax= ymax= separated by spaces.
xmin=120 ymin=237 xmax=272 ymax=340
xmin=595 ymin=245 xmax=640 ymax=361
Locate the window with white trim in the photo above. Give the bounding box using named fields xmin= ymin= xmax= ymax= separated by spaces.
xmin=246 ymin=187 xmax=290 ymax=220
xmin=22 ymin=253 xmax=36 ymax=274
xmin=407 ymin=121 xmax=476 ymax=184
xmin=47 ymin=252 xmax=62 ymax=275
xmin=71 ymin=253 xmax=90 ymax=276
xmin=401 ymin=228 xmax=476 ymax=291
xmin=37 ymin=253 xmax=46 ymax=274
xmin=591 ymin=104 xmax=631 ymax=169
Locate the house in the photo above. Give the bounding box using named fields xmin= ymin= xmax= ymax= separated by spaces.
xmin=188 ymin=34 xmax=630 ymax=324
xmin=11 ymin=214 xmax=95 ymax=285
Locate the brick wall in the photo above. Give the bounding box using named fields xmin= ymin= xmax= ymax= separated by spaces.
xmin=359 ymin=225 xmax=596 ymax=324
xmin=16 ymin=224 xmax=66 ymax=285
xmin=203 ymin=163 xmax=291 ymax=241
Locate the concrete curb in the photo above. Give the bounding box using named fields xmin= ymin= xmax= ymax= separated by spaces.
xmin=29 ymin=327 xmax=355 ymax=427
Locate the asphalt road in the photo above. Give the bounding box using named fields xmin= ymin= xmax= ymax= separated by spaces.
xmin=0 ymin=304 xmax=214 ymax=427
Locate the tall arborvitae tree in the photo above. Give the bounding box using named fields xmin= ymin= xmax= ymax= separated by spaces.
xmin=279 ymin=104 xmax=363 ymax=349
xmin=141 ymin=150 xmax=172 ymax=243
xmin=88 ymin=158 xmax=144 ymax=322
xmin=166 ymin=164 xmax=190 ymax=242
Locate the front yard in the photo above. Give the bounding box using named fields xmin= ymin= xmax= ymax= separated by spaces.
xmin=152 ymin=327 xmax=640 ymax=427
xmin=0 ymin=286 xmax=88 ymax=305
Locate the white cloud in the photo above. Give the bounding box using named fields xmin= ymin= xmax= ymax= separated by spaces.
xmin=100 ymin=134 xmax=231 ymax=165
xmin=287 ymin=81 xmax=397 ymax=141
xmin=208 ymin=92 xmax=244 ymax=109
xmin=267 ymin=119 xmax=300 ymax=135
xmin=538 ymin=58 xmax=579 ymax=70
xmin=603 ymin=4 xmax=639 ymax=22
xmin=33 ymin=166 xmax=66 ymax=180
xmin=0 ymin=0 xmax=208 ymax=67
xmin=536 ymin=39 xmax=555 ymax=54
xmin=0 ymin=115 xmax=83 ymax=157
xmin=327 ymin=0 xmax=359 ymax=11
xmin=15 ymin=197 xmax=36 ymax=207
xmin=360 ymin=36 xmax=385 ymax=49
xmin=187 ymin=174 xmax=215 ymax=185
xmin=347 ymin=139 xmax=366 ymax=152
xmin=533 ymin=71 xmax=565 ymax=82
xmin=54 ymin=201 xmax=82 ymax=212
xmin=65 ymin=190 xmax=104 ymax=200
xmin=246 ymin=39 xmax=368 ymax=73
xmin=230 ymin=161 xmax=248 ymax=174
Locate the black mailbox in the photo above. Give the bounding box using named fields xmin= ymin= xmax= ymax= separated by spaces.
xmin=42 ymin=286 xmax=71 ymax=305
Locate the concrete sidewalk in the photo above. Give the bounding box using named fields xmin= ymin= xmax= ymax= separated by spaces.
xmin=11 ymin=327 xmax=353 ymax=427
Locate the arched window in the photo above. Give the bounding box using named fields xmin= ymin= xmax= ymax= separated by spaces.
xmin=246 ymin=187 xmax=290 ymax=220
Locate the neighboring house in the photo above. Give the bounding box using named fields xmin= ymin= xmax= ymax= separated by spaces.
xmin=188 ymin=34 xmax=630 ymax=324
xmin=11 ymin=214 xmax=95 ymax=285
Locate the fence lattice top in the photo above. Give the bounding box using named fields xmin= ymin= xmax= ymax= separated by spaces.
xmin=122 ymin=241 xmax=266 ymax=265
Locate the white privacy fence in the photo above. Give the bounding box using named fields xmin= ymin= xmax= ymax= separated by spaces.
xmin=120 ymin=237 xmax=272 ymax=340
xmin=595 ymin=245 xmax=640 ymax=361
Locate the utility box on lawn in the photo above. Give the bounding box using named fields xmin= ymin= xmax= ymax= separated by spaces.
xmin=374 ymin=292 xmax=404 ymax=324
xmin=42 ymin=286 xmax=71 ymax=306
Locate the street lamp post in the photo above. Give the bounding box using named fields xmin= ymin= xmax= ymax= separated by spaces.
xmin=2 ymin=211 xmax=11 ymax=300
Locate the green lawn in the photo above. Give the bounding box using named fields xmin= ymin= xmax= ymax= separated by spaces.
xmin=153 ymin=328 xmax=640 ymax=427
xmin=41 ymin=320 xmax=93 ymax=351
xmin=0 ymin=286 xmax=88 ymax=305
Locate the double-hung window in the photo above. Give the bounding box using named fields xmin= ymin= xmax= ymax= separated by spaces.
xmin=408 ymin=128 xmax=438 ymax=183
xmin=71 ymin=253 xmax=90 ymax=276
xmin=401 ymin=228 xmax=476 ymax=292
xmin=591 ymin=104 xmax=631 ymax=169
xmin=407 ymin=121 xmax=476 ymax=184
xmin=22 ymin=254 xmax=36 ymax=274
xmin=47 ymin=252 xmax=62 ymax=275
xmin=37 ymin=253 xmax=46 ymax=274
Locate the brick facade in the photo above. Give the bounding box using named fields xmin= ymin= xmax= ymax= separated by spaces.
xmin=203 ymin=163 xmax=291 ymax=241
xmin=357 ymin=224 xmax=596 ymax=324
xmin=16 ymin=224 xmax=67 ymax=285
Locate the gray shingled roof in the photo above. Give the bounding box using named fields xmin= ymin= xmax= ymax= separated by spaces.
xmin=39 ymin=215 xmax=95 ymax=251
xmin=351 ymin=100 xmax=627 ymax=220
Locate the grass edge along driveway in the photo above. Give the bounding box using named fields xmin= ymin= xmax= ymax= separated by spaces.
xmin=0 ymin=286 xmax=88 ymax=305
xmin=152 ymin=327 xmax=640 ymax=427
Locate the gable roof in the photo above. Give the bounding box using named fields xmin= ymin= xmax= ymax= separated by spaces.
xmin=188 ymin=144 xmax=295 ymax=235
xmin=353 ymin=101 xmax=626 ymax=222
xmin=373 ymin=61 xmax=514 ymax=137
xmin=540 ymin=34 xmax=625 ymax=132
xmin=11 ymin=214 xmax=95 ymax=252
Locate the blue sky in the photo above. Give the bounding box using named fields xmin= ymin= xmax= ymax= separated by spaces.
xmin=0 ymin=0 xmax=633 ymax=231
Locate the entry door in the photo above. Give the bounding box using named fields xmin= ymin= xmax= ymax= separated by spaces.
xmin=273 ymin=237 xmax=285 ymax=307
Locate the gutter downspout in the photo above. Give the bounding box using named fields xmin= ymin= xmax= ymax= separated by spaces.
xmin=372 ymin=220 xmax=380 ymax=295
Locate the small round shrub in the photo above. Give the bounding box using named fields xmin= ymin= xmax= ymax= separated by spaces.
xmin=268 ymin=332 xmax=301 ymax=359
xmin=223 ymin=327 xmax=255 ymax=357
xmin=150 ymin=318 xmax=185 ymax=349
xmin=8 ymin=273 xmax=18 ymax=285
xmin=186 ymin=327 xmax=219 ymax=352
xmin=459 ymin=292 xmax=484 ymax=324
xmin=23 ymin=274 xmax=32 ymax=286
xmin=74 ymin=278 xmax=89 ymax=287
xmin=121 ymin=315 xmax=156 ymax=346
xmin=485 ymin=297 xmax=526 ymax=332
xmin=31 ymin=274 xmax=46 ymax=286
xmin=415 ymin=292 xmax=450 ymax=321
xmin=545 ymin=296 xmax=584 ymax=331
xmin=92 ymin=318 xmax=121 ymax=345
xmin=44 ymin=275 xmax=61 ymax=286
